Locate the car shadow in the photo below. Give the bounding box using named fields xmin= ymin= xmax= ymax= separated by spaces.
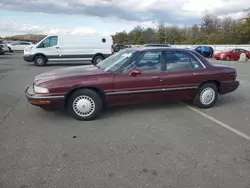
xmin=184 ymin=94 xmax=246 ymax=108
xmin=49 ymin=101 xmax=184 ymax=121
xmin=38 ymin=95 xmax=245 ymax=121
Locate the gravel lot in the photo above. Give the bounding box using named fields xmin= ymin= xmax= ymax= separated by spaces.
xmin=0 ymin=52 xmax=250 ymax=188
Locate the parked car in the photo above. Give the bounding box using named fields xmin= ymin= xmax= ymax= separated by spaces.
xmin=25 ymin=47 xmax=239 ymax=121
xmin=0 ymin=46 xmax=3 ymax=55
xmin=214 ymin=48 xmax=250 ymax=61
xmin=8 ymin=41 xmax=34 ymax=52
xmin=23 ymin=35 xmax=114 ymax=66
xmin=113 ymin=44 xmax=131 ymax=52
xmin=191 ymin=46 xmax=214 ymax=58
xmin=144 ymin=44 xmax=172 ymax=47
xmin=0 ymin=40 xmax=9 ymax=54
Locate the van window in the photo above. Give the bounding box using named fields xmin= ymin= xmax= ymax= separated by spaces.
xmin=39 ymin=36 xmax=58 ymax=48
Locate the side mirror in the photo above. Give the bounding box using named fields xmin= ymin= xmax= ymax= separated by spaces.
xmin=129 ymin=69 xmax=141 ymax=77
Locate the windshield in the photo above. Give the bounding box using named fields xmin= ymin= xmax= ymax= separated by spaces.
xmin=222 ymin=49 xmax=233 ymax=52
xmin=97 ymin=50 xmax=136 ymax=72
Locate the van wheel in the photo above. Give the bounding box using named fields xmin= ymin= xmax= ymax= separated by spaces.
xmin=193 ymin=83 xmax=218 ymax=108
xmin=92 ymin=55 xmax=104 ymax=65
xmin=34 ymin=55 xmax=47 ymax=66
xmin=67 ymin=89 xmax=103 ymax=121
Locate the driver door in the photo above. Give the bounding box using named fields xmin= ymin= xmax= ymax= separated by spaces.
xmin=107 ymin=51 xmax=166 ymax=106
xmin=37 ymin=36 xmax=61 ymax=60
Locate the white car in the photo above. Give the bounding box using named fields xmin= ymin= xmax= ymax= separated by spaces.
xmin=0 ymin=40 xmax=9 ymax=54
xmin=23 ymin=34 xmax=114 ymax=66
xmin=8 ymin=41 xmax=34 ymax=52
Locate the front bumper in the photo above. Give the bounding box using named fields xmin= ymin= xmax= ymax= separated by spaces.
xmin=25 ymin=85 xmax=65 ymax=109
xmin=23 ymin=54 xmax=34 ymax=62
xmin=220 ymin=80 xmax=240 ymax=94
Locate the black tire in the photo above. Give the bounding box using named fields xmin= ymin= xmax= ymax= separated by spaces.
xmin=92 ymin=55 xmax=104 ymax=65
xmin=193 ymin=83 xmax=218 ymax=109
xmin=67 ymin=89 xmax=103 ymax=121
xmin=8 ymin=47 xmax=13 ymax=52
xmin=34 ymin=55 xmax=47 ymax=66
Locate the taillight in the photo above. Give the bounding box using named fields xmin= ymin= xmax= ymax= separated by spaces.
xmin=111 ymin=45 xmax=114 ymax=54
xmin=234 ymin=71 xmax=237 ymax=80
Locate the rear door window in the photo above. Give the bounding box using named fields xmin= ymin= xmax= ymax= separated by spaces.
xmin=165 ymin=51 xmax=204 ymax=72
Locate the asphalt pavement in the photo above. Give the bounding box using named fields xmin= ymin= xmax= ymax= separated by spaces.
xmin=0 ymin=52 xmax=250 ymax=188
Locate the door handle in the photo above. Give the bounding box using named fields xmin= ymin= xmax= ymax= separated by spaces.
xmin=150 ymin=76 xmax=160 ymax=79
xmin=55 ymin=47 xmax=60 ymax=49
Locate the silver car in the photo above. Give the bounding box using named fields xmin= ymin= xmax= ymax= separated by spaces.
xmin=0 ymin=40 xmax=9 ymax=54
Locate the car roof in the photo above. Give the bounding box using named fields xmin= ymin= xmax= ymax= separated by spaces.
xmin=123 ymin=47 xmax=194 ymax=52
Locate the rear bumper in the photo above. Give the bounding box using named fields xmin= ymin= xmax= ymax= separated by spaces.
xmin=3 ymin=47 xmax=8 ymax=52
xmin=23 ymin=55 xmax=34 ymax=62
xmin=25 ymin=85 xmax=65 ymax=109
xmin=220 ymin=80 xmax=240 ymax=94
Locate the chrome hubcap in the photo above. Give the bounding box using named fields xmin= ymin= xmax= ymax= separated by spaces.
xmin=200 ymin=87 xmax=215 ymax=105
xmin=73 ymin=95 xmax=95 ymax=117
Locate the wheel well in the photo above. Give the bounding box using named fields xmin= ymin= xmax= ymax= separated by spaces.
xmin=33 ymin=53 xmax=47 ymax=61
xmin=199 ymin=80 xmax=221 ymax=93
xmin=65 ymin=87 xmax=107 ymax=108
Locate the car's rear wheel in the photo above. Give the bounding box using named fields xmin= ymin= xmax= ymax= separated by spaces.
xmin=193 ymin=83 xmax=218 ymax=108
xmin=67 ymin=89 xmax=103 ymax=121
xmin=34 ymin=55 xmax=47 ymax=66
xmin=8 ymin=47 xmax=13 ymax=52
xmin=92 ymin=55 xmax=104 ymax=65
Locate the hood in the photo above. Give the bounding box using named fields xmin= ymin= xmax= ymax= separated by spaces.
xmin=34 ymin=65 xmax=104 ymax=85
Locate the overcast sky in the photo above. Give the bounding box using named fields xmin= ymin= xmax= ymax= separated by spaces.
xmin=0 ymin=0 xmax=249 ymax=36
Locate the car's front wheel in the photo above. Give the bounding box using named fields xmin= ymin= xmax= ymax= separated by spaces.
xmin=193 ymin=83 xmax=218 ymax=108
xmin=67 ymin=89 xmax=103 ymax=121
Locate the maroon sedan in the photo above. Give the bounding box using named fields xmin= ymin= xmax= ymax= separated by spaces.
xmin=25 ymin=47 xmax=239 ymax=120
xmin=214 ymin=48 xmax=250 ymax=61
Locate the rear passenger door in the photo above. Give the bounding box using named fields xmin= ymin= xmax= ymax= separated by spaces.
xmin=160 ymin=51 xmax=207 ymax=100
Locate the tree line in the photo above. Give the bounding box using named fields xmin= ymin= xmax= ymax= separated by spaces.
xmin=112 ymin=12 xmax=250 ymax=45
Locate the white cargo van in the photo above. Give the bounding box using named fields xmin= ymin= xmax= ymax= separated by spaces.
xmin=23 ymin=35 xmax=114 ymax=66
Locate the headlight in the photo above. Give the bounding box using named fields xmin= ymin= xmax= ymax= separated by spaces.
xmin=25 ymin=46 xmax=33 ymax=51
xmin=34 ymin=85 xmax=49 ymax=94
